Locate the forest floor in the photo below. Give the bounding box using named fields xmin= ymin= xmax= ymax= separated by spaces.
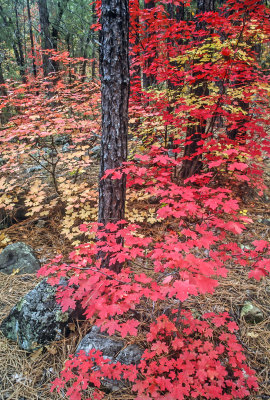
xmin=0 ymin=160 xmax=269 ymax=400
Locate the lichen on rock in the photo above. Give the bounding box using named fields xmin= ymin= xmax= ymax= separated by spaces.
xmin=0 ymin=279 xmax=83 ymax=351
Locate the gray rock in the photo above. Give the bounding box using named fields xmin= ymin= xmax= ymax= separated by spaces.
xmin=54 ymin=134 xmax=70 ymax=145
xmin=241 ymin=301 xmax=264 ymax=324
xmin=62 ymin=143 xmax=70 ymax=153
xmin=0 ymin=242 xmax=40 ymax=275
xmin=115 ymin=343 xmax=143 ymax=365
xmin=76 ymin=326 xmax=143 ymax=392
xmin=44 ymin=147 xmax=57 ymax=157
xmin=0 ymin=279 xmax=82 ymax=351
xmin=26 ymin=165 xmax=43 ymax=174
xmin=76 ymin=326 xmax=124 ymax=358
xmin=103 ymin=344 xmax=143 ymax=391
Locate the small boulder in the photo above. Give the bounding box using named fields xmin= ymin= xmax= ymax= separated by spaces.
xmin=0 ymin=279 xmax=82 ymax=351
xmin=241 ymin=301 xmax=264 ymax=324
xmin=76 ymin=326 xmax=124 ymax=359
xmin=54 ymin=134 xmax=71 ymax=145
xmin=115 ymin=344 xmax=144 ymax=365
xmin=76 ymin=326 xmax=143 ymax=392
xmin=0 ymin=242 xmax=40 ymax=275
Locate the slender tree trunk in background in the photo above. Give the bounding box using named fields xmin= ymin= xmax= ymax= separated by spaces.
xmin=0 ymin=61 xmax=7 ymax=96
xmin=143 ymin=0 xmax=156 ymax=89
xmin=38 ymin=0 xmax=54 ymax=76
xmin=91 ymin=44 xmax=96 ymax=80
xmin=80 ymin=3 xmax=96 ymax=81
xmin=227 ymin=1 xmax=263 ymax=141
xmin=23 ymin=4 xmax=27 ymax=62
xmin=166 ymin=3 xmax=184 ymax=149
xmin=131 ymin=0 xmax=142 ymax=89
xmin=66 ymin=33 xmax=73 ymax=83
xmin=180 ymin=0 xmax=215 ymax=180
xmin=0 ymin=4 xmax=25 ymax=82
xmin=91 ymin=2 xmax=97 ymax=80
xmin=14 ymin=0 xmax=26 ymax=82
xmin=51 ymin=0 xmax=69 ymax=51
xmin=98 ymin=0 xmax=130 ymax=272
xmin=167 ymin=2 xmax=184 ymax=89
xmin=197 ymin=0 xmax=215 ymax=11
xmin=227 ymin=85 xmax=249 ymax=141
xmin=0 ymin=60 xmax=8 ymax=125
xmin=26 ymin=0 xmax=37 ymax=77
xmin=80 ymin=29 xmax=91 ymax=81
xmin=167 ymin=3 xmax=184 ymax=24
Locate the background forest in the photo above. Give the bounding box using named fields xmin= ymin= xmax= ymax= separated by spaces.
xmin=0 ymin=0 xmax=270 ymax=399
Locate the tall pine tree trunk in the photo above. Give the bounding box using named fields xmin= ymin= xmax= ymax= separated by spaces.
xmin=26 ymin=0 xmax=37 ymax=77
xmin=98 ymin=0 xmax=130 ymax=272
xmin=14 ymin=0 xmax=26 ymax=82
xmin=38 ymin=0 xmax=54 ymax=76
xmin=51 ymin=0 xmax=69 ymax=51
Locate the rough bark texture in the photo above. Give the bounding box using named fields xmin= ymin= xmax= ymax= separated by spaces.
xmin=38 ymin=0 xmax=54 ymax=76
xmin=26 ymin=0 xmax=37 ymax=77
xmin=98 ymin=0 xmax=129 ymax=271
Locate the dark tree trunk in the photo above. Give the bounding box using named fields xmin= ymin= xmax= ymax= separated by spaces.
xmin=180 ymin=0 xmax=215 ymax=180
xmin=66 ymin=33 xmax=73 ymax=83
xmin=226 ymin=1 xmax=263 ymax=141
xmin=143 ymin=0 xmax=156 ymax=89
xmin=91 ymin=44 xmax=96 ymax=80
xmin=0 ymin=4 xmax=25 ymax=82
xmin=80 ymin=29 xmax=91 ymax=80
xmin=98 ymin=0 xmax=130 ymax=272
xmin=166 ymin=3 xmax=185 ymax=150
xmin=167 ymin=3 xmax=184 ymax=22
xmin=38 ymin=0 xmax=54 ymax=76
xmin=227 ymin=91 xmax=249 ymax=141
xmin=51 ymin=0 xmax=69 ymax=51
xmin=80 ymin=3 xmax=96 ymax=81
xmin=26 ymin=0 xmax=37 ymax=77
xmin=14 ymin=0 xmax=26 ymax=82
xmin=91 ymin=2 xmax=97 ymax=80
xmin=197 ymin=0 xmax=215 ymax=12
xmin=0 ymin=61 xmax=7 ymax=96
xmin=131 ymin=0 xmax=142 ymax=89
